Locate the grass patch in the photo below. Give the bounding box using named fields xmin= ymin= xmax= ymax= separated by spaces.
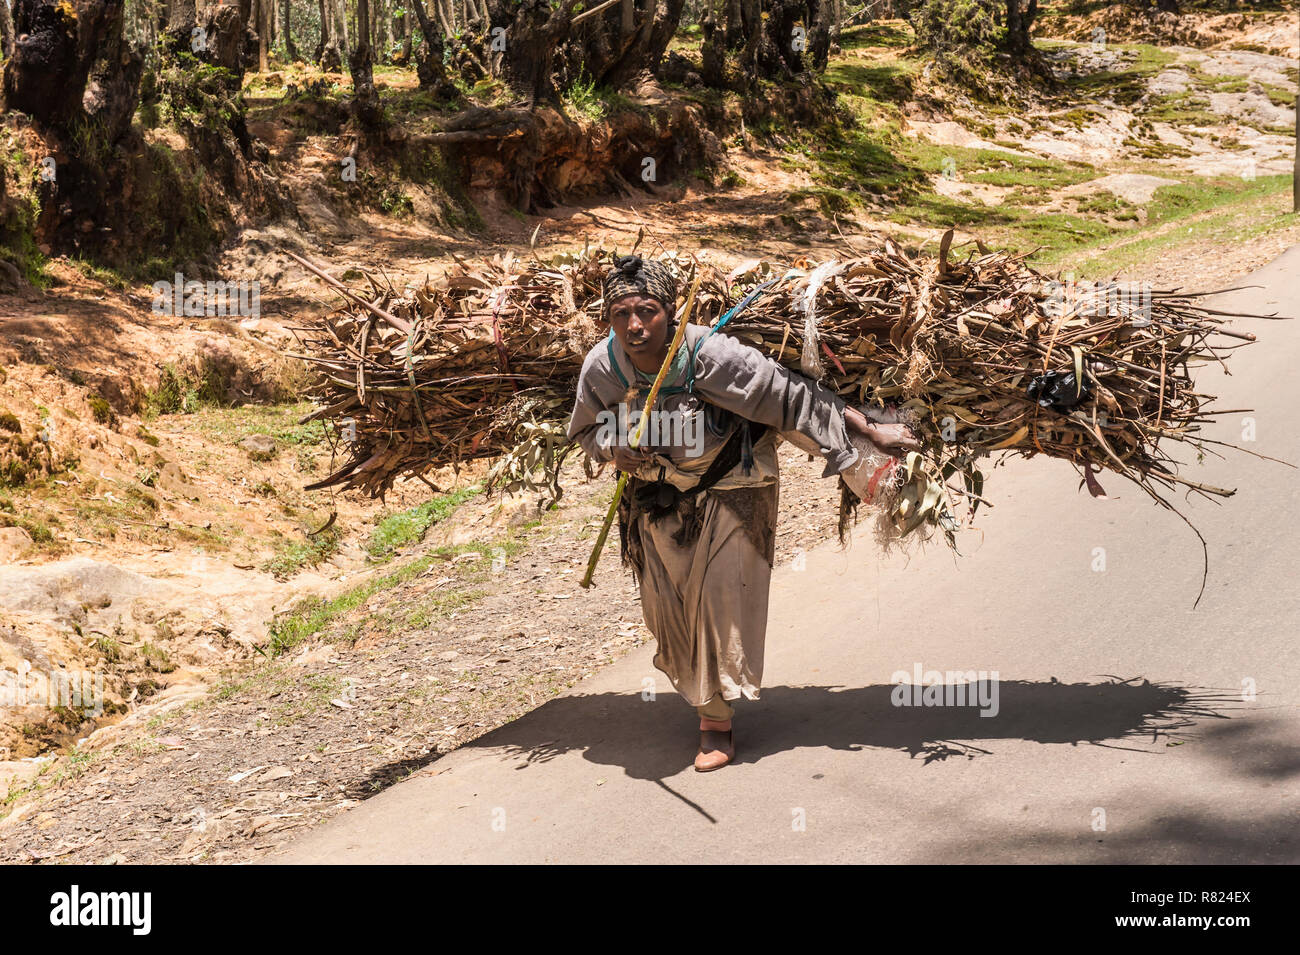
xmin=262 ymin=552 xmax=444 ymax=657
xmin=143 ymin=363 xmax=224 ymax=417
xmin=839 ymin=21 xmax=914 ymax=50
xmin=263 ymin=512 xmax=545 ymax=658
xmin=366 ymin=484 xmax=482 ymax=561
xmin=173 ymin=402 xmax=326 ymax=446
xmin=1037 ymin=175 xmax=1298 ymax=273
xmin=260 ymin=525 xmax=342 ymax=580
xmin=0 ymin=512 xmax=55 ymax=544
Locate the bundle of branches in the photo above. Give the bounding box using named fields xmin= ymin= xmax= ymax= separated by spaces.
xmin=713 ymin=236 xmax=1267 ymax=571
xmin=289 ymin=237 xmax=1268 ymax=577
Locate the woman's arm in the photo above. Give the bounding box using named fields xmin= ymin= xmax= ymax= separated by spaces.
xmin=566 ymin=352 xmax=618 ymax=463
xmin=692 ymin=334 xmax=921 ymax=471
xmin=691 ymin=332 xmax=861 ymax=477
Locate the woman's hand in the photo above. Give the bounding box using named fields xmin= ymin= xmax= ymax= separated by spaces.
xmin=866 ymin=422 xmax=921 ymax=453
xmin=845 ymin=407 xmax=921 ymax=453
xmin=613 ymin=444 xmax=654 ymax=472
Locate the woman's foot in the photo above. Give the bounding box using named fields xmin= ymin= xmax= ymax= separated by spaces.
xmin=695 ymin=717 xmax=734 ymax=772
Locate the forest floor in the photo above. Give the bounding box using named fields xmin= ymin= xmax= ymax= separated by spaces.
xmin=0 ymin=9 xmax=1296 ymax=862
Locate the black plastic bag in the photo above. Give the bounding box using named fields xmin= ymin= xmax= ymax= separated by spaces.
xmin=1027 ymin=370 xmax=1091 ymax=411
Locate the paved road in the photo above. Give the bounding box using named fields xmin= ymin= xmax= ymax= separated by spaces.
xmin=273 ymin=249 xmax=1299 ymax=864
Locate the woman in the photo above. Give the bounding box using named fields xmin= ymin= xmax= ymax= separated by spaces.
xmin=567 ymin=255 xmax=917 ymax=771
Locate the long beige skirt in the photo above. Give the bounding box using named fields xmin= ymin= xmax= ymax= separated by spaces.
xmin=634 ymin=486 xmax=776 ymax=708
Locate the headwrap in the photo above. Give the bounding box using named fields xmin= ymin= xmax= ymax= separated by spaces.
xmin=602 ymin=254 xmax=677 ymax=323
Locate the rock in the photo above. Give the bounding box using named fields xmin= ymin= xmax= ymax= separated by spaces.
xmin=0 ymin=526 xmax=35 ymax=564
xmin=1148 ymin=68 xmax=1191 ymax=96
xmin=0 ymin=259 xmax=24 ymax=293
xmin=0 ymin=758 xmax=46 ymax=792
xmin=240 ymin=434 xmax=277 ymax=459
xmin=0 ymin=557 xmax=162 ymax=622
xmin=1063 ymin=173 xmax=1180 ymax=205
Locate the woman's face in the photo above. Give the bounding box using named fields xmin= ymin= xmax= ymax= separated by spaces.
xmin=608 ymin=294 xmax=671 ymax=364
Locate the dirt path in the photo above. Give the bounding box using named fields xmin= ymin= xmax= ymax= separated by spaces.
xmin=0 ymin=444 xmax=848 ymax=863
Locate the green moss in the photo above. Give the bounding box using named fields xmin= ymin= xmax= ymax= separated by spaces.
xmin=87 ymin=396 xmax=116 ymax=426
xmin=0 ymin=141 xmax=48 ymax=288
xmin=0 ymin=512 xmax=54 ymax=544
xmin=1075 ymin=190 xmax=1139 ymax=220
xmin=1259 ymin=83 xmax=1296 ymax=109
xmin=1063 ymin=43 xmax=1178 ymax=106
xmin=1144 ymin=92 xmax=1221 ymax=127
xmin=143 ymin=363 xmax=225 ymax=418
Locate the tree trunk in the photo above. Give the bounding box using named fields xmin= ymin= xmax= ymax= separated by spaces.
xmin=1004 ymin=0 xmax=1037 ymax=56
xmin=396 ymin=9 xmax=411 ymax=63
xmin=810 ymin=0 xmax=834 ymax=72
xmin=251 ymin=0 xmax=268 ymax=71
xmin=724 ymin=0 xmax=741 ymax=47
xmin=700 ymin=0 xmax=726 ymax=87
xmin=409 ymin=0 xmax=454 ymax=92
xmin=2 ymin=0 xmax=147 ymax=257
xmin=336 ymin=0 xmax=349 ymax=49
xmin=282 ymin=0 xmax=296 ymax=59
xmin=348 ymin=0 xmax=381 ymax=125
xmin=0 ymin=0 xmax=16 ymax=60
xmin=1294 ymin=17 xmax=1299 ymax=212
xmin=485 ymin=0 xmax=581 ymax=105
xmin=5 ymin=0 xmax=142 ymax=139
xmin=315 ymin=0 xmax=328 ymax=61
xmin=165 ymin=0 xmax=196 ymax=35
xmin=321 ymin=0 xmax=346 ymax=71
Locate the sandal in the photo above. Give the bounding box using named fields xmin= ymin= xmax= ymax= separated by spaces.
xmin=695 ymin=717 xmax=734 ymax=772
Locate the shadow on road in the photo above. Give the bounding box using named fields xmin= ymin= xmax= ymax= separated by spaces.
xmin=469 ymin=678 xmax=1241 ymax=780
xmin=910 ymin=717 xmax=1300 ymax=864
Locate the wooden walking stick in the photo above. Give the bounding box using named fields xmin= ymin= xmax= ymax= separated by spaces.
xmin=580 ymin=268 xmax=704 ymax=588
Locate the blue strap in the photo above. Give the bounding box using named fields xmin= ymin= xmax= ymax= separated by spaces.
xmin=685 ymin=275 xmax=784 ymax=394
xmin=607 ymin=333 xmax=629 ymax=388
